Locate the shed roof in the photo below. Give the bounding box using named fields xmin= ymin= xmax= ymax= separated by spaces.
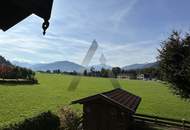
xmin=72 ymin=88 xmax=141 ymax=113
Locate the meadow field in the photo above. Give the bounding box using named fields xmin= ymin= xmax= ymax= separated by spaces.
xmin=0 ymin=73 xmax=190 ymax=128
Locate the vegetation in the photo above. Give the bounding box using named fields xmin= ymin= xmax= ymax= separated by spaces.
xmin=83 ymin=68 xmax=111 ymax=78
xmin=0 ymin=56 xmax=12 ymax=66
xmin=82 ymin=67 xmax=160 ymax=80
xmin=158 ymin=31 xmax=190 ymax=99
xmin=59 ymin=107 xmax=82 ymax=130
xmin=1 ymin=111 xmax=60 ymax=130
xmin=0 ymin=56 xmax=37 ymax=82
xmin=0 ymin=65 xmax=35 ymax=80
xmin=112 ymin=67 xmax=121 ymax=78
xmin=0 ymin=73 xmax=190 ymax=128
xmin=136 ymin=67 xmax=161 ymax=80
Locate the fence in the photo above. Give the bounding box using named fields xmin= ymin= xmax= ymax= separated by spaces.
xmin=133 ymin=113 xmax=190 ymax=129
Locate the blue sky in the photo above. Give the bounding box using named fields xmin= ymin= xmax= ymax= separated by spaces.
xmin=0 ymin=0 xmax=190 ymax=67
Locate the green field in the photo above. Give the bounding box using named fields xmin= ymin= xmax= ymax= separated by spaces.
xmin=0 ymin=73 xmax=190 ymax=128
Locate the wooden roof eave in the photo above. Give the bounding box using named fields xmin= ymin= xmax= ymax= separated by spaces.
xmin=71 ymin=94 xmax=101 ymax=104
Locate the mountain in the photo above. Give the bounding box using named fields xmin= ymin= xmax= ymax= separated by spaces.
xmin=31 ymin=61 xmax=84 ymax=72
xmin=10 ymin=59 xmax=158 ymax=72
xmin=122 ymin=62 xmax=158 ymax=70
xmin=0 ymin=56 xmax=13 ymax=66
xmin=12 ymin=61 xmax=33 ymax=68
xmin=90 ymin=64 xmax=112 ymax=71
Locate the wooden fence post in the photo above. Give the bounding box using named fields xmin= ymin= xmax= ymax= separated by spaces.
xmin=155 ymin=117 xmax=157 ymax=124
xmin=182 ymin=118 xmax=185 ymax=130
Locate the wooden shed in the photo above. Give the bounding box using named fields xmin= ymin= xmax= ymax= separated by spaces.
xmin=72 ymin=88 xmax=141 ymax=130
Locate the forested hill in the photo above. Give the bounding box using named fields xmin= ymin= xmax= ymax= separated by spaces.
xmin=0 ymin=55 xmax=37 ymax=82
xmin=0 ymin=56 xmax=12 ymax=66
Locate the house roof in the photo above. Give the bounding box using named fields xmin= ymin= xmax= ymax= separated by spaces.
xmin=72 ymin=88 xmax=141 ymax=113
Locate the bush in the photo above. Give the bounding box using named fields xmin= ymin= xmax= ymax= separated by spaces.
xmin=59 ymin=107 xmax=82 ymax=130
xmin=2 ymin=111 xmax=60 ymax=130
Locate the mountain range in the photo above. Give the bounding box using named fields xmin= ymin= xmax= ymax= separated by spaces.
xmin=12 ymin=60 xmax=158 ymax=72
xmin=31 ymin=61 xmax=84 ymax=72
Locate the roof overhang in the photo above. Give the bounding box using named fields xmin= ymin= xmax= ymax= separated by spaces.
xmin=0 ymin=0 xmax=53 ymax=32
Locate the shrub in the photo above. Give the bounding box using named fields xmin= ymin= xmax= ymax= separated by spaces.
xmin=59 ymin=107 xmax=82 ymax=130
xmin=2 ymin=111 xmax=60 ymax=130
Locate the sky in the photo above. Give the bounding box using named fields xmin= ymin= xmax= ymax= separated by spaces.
xmin=0 ymin=0 xmax=190 ymax=67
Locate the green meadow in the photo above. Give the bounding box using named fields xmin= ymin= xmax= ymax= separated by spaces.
xmin=0 ymin=73 xmax=190 ymax=128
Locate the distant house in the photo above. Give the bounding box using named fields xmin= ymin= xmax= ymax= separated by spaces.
xmin=117 ymin=74 xmax=130 ymax=79
xmin=72 ymin=88 xmax=141 ymax=130
xmin=137 ymin=74 xmax=144 ymax=80
xmin=137 ymin=74 xmax=154 ymax=80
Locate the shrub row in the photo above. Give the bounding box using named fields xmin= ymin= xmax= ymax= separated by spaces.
xmin=1 ymin=111 xmax=60 ymax=130
xmin=1 ymin=107 xmax=83 ymax=130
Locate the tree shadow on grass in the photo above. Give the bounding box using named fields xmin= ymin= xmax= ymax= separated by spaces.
xmin=0 ymin=82 xmax=39 ymax=86
xmin=0 ymin=79 xmax=39 ymax=86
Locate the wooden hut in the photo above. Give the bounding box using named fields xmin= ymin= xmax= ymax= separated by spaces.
xmin=72 ymin=88 xmax=141 ymax=130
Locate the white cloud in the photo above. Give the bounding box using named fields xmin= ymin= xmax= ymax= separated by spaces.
xmin=90 ymin=39 xmax=160 ymax=67
xmin=0 ymin=26 xmax=160 ymax=67
xmin=0 ymin=0 xmax=162 ymax=67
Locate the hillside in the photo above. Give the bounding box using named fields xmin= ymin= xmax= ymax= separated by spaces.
xmin=0 ymin=56 xmax=12 ymax=66
xmin=122 ymin=62 xmax=159 ymax=70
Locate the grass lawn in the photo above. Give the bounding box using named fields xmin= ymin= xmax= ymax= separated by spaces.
xmin=0 ymin=73 xmax=190 ymax=128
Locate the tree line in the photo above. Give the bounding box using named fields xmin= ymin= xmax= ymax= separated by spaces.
xmin=0 ymin=64 xmax=36 ymax=80
xmin=46 ymin=66 xmax=160 ymax=80
xmin=0 ymin=56 xmax=36 ymax=82
xmin=83 ymin=67 xmax=160 ymax=80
